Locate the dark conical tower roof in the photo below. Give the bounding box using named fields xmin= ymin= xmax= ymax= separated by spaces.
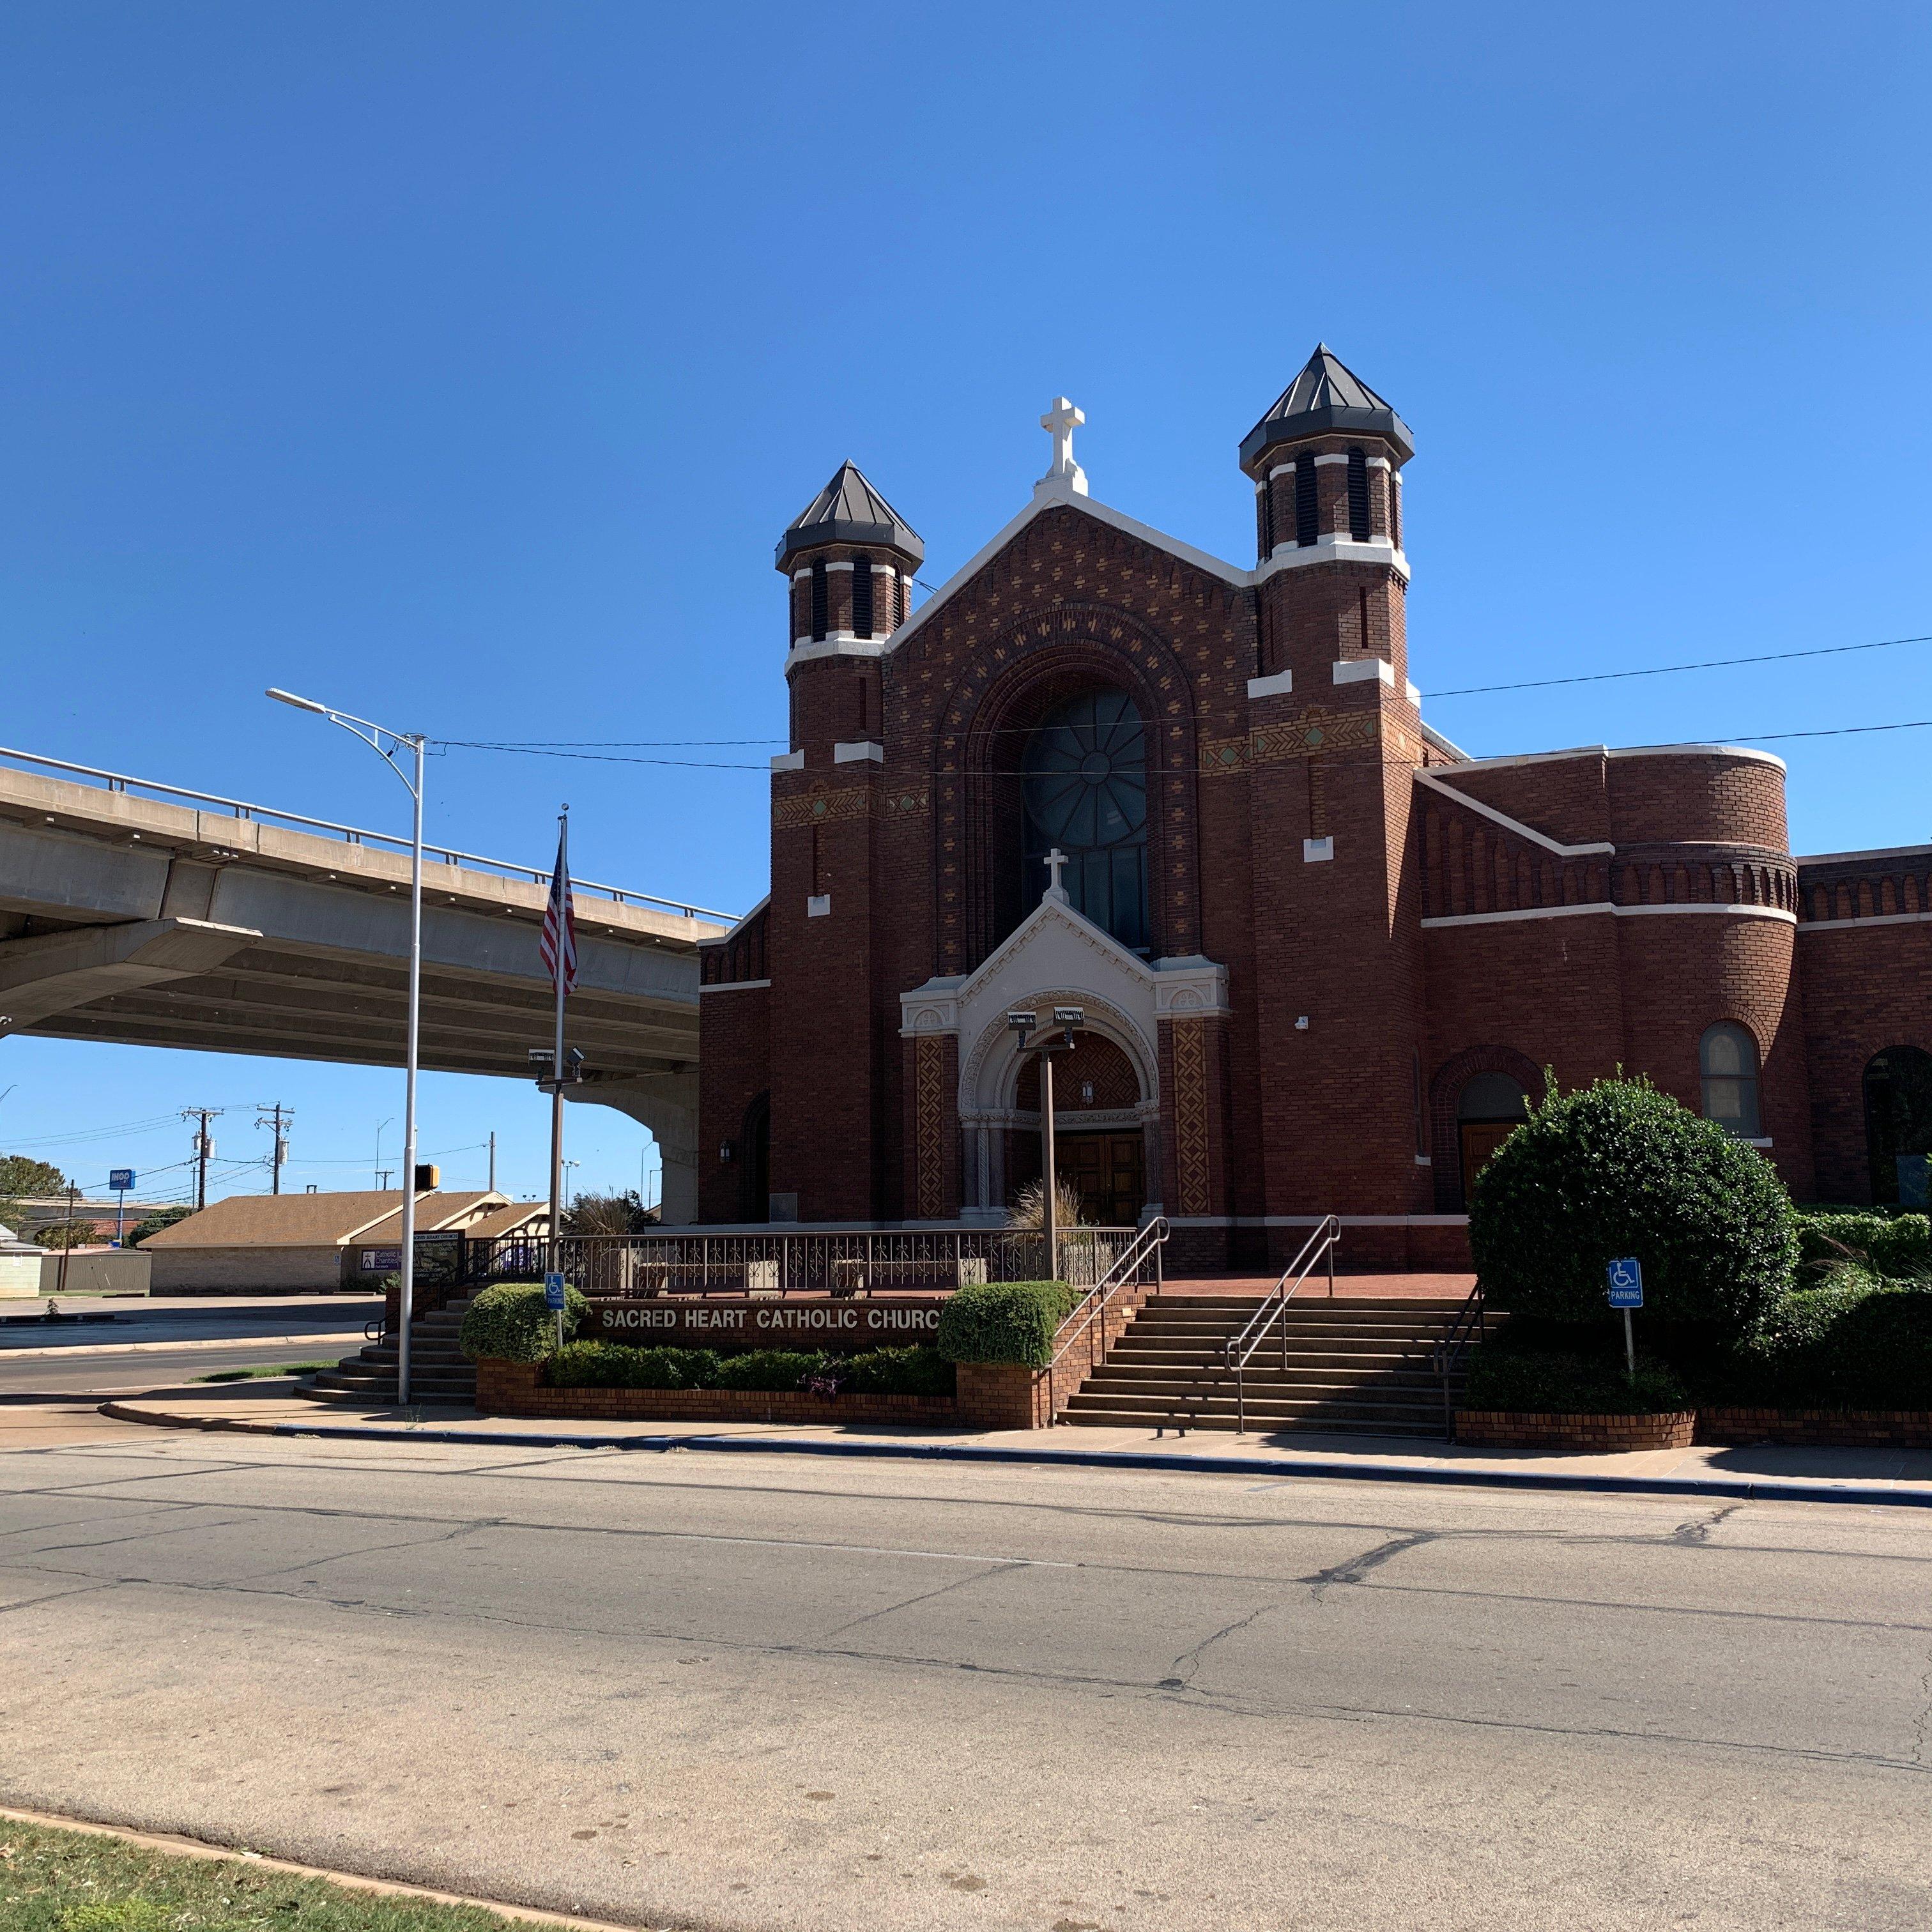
xmin=1240 ymin=344 xmax=1413 ymax=471
xmin=775 ymin=461 xmax=924 ymax=571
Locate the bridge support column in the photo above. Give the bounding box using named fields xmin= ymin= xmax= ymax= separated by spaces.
xmin=567 ymin=1073 xmax=701 ymax=1225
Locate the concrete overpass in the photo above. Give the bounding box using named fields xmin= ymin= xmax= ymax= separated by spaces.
xmin=0 ymin=748 xmax=735 ymax=1221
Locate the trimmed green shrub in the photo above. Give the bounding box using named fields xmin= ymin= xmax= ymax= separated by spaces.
xmin=934 ymin=1281 xmax=1077 ymax=1368
xmin=545 ymin=1342 xmax=721 ymax=1390
xmin=458 ymin=1280 xmax=586 ymax=1363
xmin=1469 ymin=1077 xmax=1797 ymax=1331
xmin=1736 ymin=1276 xmax=1932 ymax=1409
xmin=1464 ymin=1347 xmax=1689 ymax=1414
xmin=712 ymin=1348 xmax=829 ymax=1392
xmin=1795 ymin=1211 xmax=1930 ymax=1280
xmin=832 ymin=1345 xmax=955 ymax=1397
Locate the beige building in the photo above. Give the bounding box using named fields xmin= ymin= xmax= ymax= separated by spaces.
xmin=142 ymin=1190 xmax=546 ymax=1294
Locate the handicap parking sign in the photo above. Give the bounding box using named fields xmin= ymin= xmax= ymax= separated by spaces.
xmin=544 ymin=1271 xmax=567 ymax=1311
xmin=1606 ymin=1257 xmax=1643 ymax=1308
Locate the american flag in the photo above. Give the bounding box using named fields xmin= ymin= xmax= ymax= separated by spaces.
xmin=539 ymin=818 xmax=577 ymax=994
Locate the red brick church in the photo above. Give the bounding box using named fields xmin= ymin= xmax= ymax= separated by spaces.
xmin=696 ymin=348 xmax=1932 ymax=1269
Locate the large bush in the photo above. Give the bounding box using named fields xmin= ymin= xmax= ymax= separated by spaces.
xmin=546 ymin=1342 xmax=721 ymax=1390
xmin=934 ymin=1281 xmax=1078 ymax=1368
xmin=1464 ymin=1348 xmax=1689 ymax=1415
xmin=1735 ymin=1276 xmax=1932 ymax=1409
xmin=1795 ymin=1211 xmax=1930 ymax=1280
xmin=459 ymin=1280 xmax=587 ymax=1362
xmin=834 ymin=1345 xmax=954 ymax=1397
xmin=1469 ymin=1077 xmax=1797 ymax=1331
xmin=540 ymin=1340 xmax=954 ymax=1397
xmin=125 ymin=1206 xmax=194 ymax=1248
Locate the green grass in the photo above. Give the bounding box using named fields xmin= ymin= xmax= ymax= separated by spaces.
xmin=194 ymin=1363 xmax=334 ymax=1384
xmin=0 ymin=1815 xmax=551 ymax=1929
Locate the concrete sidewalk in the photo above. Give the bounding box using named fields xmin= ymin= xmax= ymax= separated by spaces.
xmin=105 ymin=1380 xmax=1932 ymax=1508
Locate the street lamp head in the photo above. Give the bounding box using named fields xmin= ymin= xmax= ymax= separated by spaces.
xmin=265 ymin=687 xmax=328 ymax=715
xmin=1052 ymin=1006 xmax=1085 ymax=1027
xmin=1006 ymin=1010 xmax=1037 ymax=1032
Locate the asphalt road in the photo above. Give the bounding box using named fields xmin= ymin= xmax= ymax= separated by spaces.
xmin=0 ymin=1338 xmax=351 ymax=1397
xmin=0 ymin=1294 xmax=379 ymax=1351
xmin=0 ymin=1429 xmax=1927 ymax=1932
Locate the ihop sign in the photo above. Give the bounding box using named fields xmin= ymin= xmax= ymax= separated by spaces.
xmin=587 ymin=1296 xmax=945 ymax=1351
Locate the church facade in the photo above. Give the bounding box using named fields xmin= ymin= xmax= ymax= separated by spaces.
xmin=695 ymin=349 xmax=1932 ymax=1269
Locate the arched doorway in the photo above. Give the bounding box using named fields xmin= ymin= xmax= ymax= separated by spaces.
xmin=1864 ymin=1046 xmax=1932 ymax=1205
xmin=1011 ymin=1031 xmax=1147 ymax=1223
xmin=1020 ymin=690 xmax=1149 ymax=951
xmin=739 ymin=1092 xmax=770 ymax=1223
xmin=1457 ymin=1071 xmax=1529 ymax=1204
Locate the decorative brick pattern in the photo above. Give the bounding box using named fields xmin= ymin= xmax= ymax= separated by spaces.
xmin=914 ymin=1033 xmax=946 ymax=1219
xmin=772 ymin=784 xmax=870 ymax=832
xmin=1170 ymin=1017 xmax=1210 ymax=1213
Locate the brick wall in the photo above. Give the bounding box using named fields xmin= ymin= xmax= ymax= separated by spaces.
xmin=477 ymin=1358 xmax=957 ymax=1427
xmin=1454 ymin=1409 xmax=1697 ymax=1451
xmin=148 ymin=1245 xmax=346 ymax=1294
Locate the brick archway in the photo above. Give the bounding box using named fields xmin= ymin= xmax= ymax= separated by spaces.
xmin=930 ymin=604 xmax=1202 ymax=974
xmin=1429 ymin=1045 xmax=1544 ymax=1211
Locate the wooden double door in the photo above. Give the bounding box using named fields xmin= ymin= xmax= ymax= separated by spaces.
xmin=1055 ymin=1131 xmax=1146 ymax=1227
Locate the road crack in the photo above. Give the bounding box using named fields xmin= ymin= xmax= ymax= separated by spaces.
xmin=1305 ymin=1530 xmax=1436 ymax=1601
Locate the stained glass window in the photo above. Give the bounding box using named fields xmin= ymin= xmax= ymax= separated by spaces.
xmin=1022 ymin=690 xmax=1149 ymax=949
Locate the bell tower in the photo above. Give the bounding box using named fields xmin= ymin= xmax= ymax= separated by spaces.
xmin=1239 ymin=348 xmax=1431 ymax=1240
xmin=765 ymin=463 xmax=923 ymax=1221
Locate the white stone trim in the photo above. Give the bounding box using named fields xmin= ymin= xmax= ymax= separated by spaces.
xmin=1423 ymin=901 xmax=1797 ymax=930
xmin=1800 ymin=910 xmax=1932 ymax=931
xmin=769 ymin=750 xmax=804 ymax=772
xmin=1333 ymin=657 xmax=1394 ymax=687
xmin=1414 ymin=767 xmax=1617 ymax=859
xmin=1247 ymin=668 xmax=1294 ymax=699
xmin=785 ymin=636 xmax=888 ymax=671
xmin=1268 ymin=462 xmax=1297 ymax=479
xmin=698 ymin=977 xmax=772 ymax=995
xmin=1257 ymin=535 xmax=1409 ymax=582
xmin=806 ymin=894 xmax=831 ymax=918
xmin=1366 ymin=455 xmax=1392 ymax=470
xmin=1405 ymin=680 xmax=1422 ymax=705
xmin=833 ymin=740 xmax=884 ymax=763
xmin=697 ymin=893 xmax=770 ymax=947
xmin=1432 ymin=742 xmax=1788 ymax=776
xmin=1310 ymin=452 xmax=1351 ymax=468
xmin=1795 ymin=843 xmax=1932 ymax=865
xmin=1303 ymin=837 xmax=1335 ymax=862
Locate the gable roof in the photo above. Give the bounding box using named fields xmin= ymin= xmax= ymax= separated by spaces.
xmin=1241 ymin=344 xmax=1414 ymax=469
xmin=143 ymin=1190 xmax=511 ymax=1251
xmin=776 ymin=461 xmax=924 ymax=571
xmin=351 ymin=1192 xmax=517 ymax=1244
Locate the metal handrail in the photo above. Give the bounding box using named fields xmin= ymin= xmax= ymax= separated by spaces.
xmin=1222 ymin=1215 xmax=1340 ymax=1436
xmin=1431 ymin=1282 xmax=1486 ymax=1440
xmin=0 ymin=741 xmax=737 ymax=921
xmin=1045 ymin=1216 xmax=1169 ymax=1422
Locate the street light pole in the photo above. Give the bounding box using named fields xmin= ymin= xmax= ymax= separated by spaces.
xmin=268 ymin=687 xmax=425 ymax=1406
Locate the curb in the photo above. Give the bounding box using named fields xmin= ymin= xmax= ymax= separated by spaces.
xmin=99 ymin=1402 xmax=1932 ymax=1509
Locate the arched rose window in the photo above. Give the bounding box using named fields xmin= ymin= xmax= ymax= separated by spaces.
xmin=1022 ymin=690 xmax=1149 ymax=950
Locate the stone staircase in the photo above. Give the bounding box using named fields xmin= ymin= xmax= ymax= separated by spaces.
xmin=1057 ymin=1292 xmax=1482 ymax=1438
xmin=300 ymin=1291 xmax=481 ymax=1406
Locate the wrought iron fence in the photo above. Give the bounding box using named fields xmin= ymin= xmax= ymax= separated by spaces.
xmin=461 ymin=1227 xmax=1140 ymax=1298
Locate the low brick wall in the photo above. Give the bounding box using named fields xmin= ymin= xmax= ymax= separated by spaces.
xmin=1696 ymin=1407 xmax=1932 ymax=1448
xmin=477 ymin=1359 xmax=958 ymax=1427
xmin=1455 ymin=1409 xmax=1697 ymax=1452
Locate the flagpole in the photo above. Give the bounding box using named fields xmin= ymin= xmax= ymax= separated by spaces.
xmin=548 ymin=808 xmax=569 ymax=1349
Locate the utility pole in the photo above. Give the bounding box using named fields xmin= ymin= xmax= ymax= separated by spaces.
xmin=181 ymin=1108 xmax=224 ymax=1213
xmin=255 ymin=1103 xmax=293 ymax=1195
xmin=488 ymin=1131 xmax=496 ymax=1193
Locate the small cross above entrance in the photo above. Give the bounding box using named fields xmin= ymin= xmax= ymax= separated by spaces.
xmin=1044 ymin=847 xmax=1071 ymax=903
xmin=1036 ymin=397 xmax=1089 ymax=498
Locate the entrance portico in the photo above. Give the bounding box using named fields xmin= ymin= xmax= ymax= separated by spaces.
xmin=899 ymin=885 xmax=1229 ymax=1227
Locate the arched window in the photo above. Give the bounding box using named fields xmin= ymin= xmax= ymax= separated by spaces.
xmin=1259 ymin=477 xmax=1276 ymax=556
xmin=809 ymin=558 xmax=828 ymax=641
xmin=851 ymin=553 xmax=874 ymax=640
xmin=1457 ymin=1072 xmax=1529 ymax=1202
xmin=893 ymin=572 xmax=907 ymax=630
xmin=1390 ymin=471 xmax=1400 ymax=549
xmin=1347 ymin=447 xmax=1370 ymax=540
xmin=1700 ymin=1022 xmax=1763 ymax=1137
xmin=1022 ymin=689 xmax=1148 ymax=949
xmin=1294 ymin=458 xmax=1319 ymax=546
xmin=1864 ymin=1045 xmax=1932 ymax=1204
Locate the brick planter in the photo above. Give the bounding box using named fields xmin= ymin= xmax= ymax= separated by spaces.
xmin=1696 ymin=1407 xmax=1932 ymax=1449
xmin=1453 ymin=1409 xmax=1697 ymax=1452
xmin=477 ymin=1359 xmax=958 ymax=1427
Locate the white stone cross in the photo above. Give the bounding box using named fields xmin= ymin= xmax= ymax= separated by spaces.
xmin=1044 ymin=847 xmax=1071 ymax=902
xmin=1036 ymin=397 xmax=1089 ymax=498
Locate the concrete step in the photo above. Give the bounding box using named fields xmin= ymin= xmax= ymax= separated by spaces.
xmin=1057 ymin=1409 xmax=1444 ymax=1438
xmin=1060 ymin=1391 xmax=1446 ymax=1426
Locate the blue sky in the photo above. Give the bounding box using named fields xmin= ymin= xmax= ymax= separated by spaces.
xmin=2 ymin=2 xmax=1928 ymax=1207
